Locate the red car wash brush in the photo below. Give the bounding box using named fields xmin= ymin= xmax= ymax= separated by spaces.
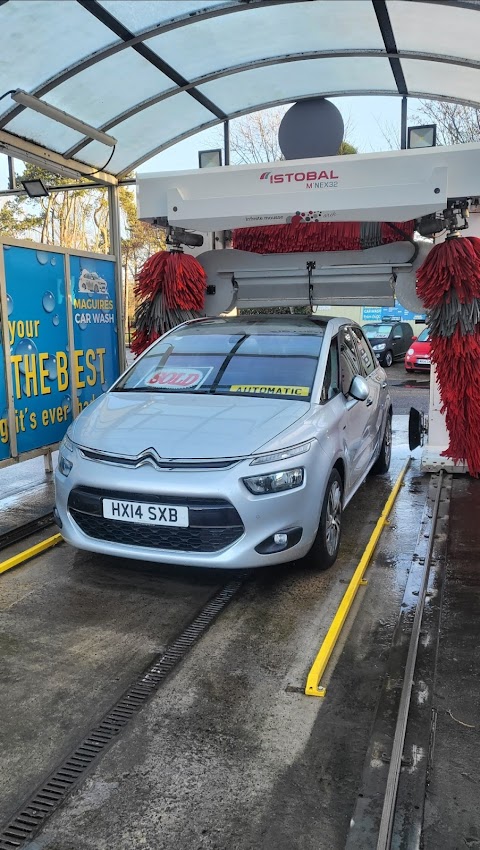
xmin=417 ymin=234 xmax=480 ymax=476
xmin=232 ymin=220 xmax=414 ymax=254
xmin=131 ymin=250 xmax=206 ymax=357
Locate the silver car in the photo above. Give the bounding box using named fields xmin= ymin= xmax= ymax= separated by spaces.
xmin=55 ymin=316 xmax=391 ymax=570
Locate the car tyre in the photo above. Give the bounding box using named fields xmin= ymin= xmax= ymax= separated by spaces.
xmin=383 ymin=350 xmax=394 ymax=368
xmin=371 ymin=413 xmax=392 ymax=475
xmin=304 ymin=469 xmax=343 ymax=570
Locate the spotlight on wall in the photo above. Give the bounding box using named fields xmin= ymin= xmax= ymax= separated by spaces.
xmin=198 ymin=149 xmax=222 ymax=168
xmin=21 ymin=178 xmax=50 ymax=198
xmin=407 ymin=124 xmax=437 ymax=149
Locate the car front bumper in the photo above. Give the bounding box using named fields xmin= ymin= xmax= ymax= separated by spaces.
xmin=54 ymin=445 xmax=329 ymax=569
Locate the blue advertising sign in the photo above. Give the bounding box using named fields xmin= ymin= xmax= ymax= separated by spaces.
xmin=3 ymin=244 xmax=71 ymax=454
xmin=70 ymin=254 xmax=119 ymax=411
xmin=362 ymin=302 xmax=426 ymax=323
xmin=0 ymin=313 xmax=10 ymax=461
xmin=1 ymin=242 xmax=120 ymax=460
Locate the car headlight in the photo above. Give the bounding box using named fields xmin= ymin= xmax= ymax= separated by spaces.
xmin=407 ymin=348 xmax=415 ymax=356
xmin=58 ymin=432 xmax=75 ymax=477
xmin=243 ymin=467 xmax=304 ymax=495
xmin=372 ymin=343 xmax=386 ymax=351
xmin=250 ymin=441 xmax=311 ymax=466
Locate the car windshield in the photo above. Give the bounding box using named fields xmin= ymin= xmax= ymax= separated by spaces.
xmin=363 ymin=324 xmax=392 ymax=339
xmin=114 ymin=319 xmax=325 ymax=400
xmin=417 ymin=328 xmax=430 ymax=342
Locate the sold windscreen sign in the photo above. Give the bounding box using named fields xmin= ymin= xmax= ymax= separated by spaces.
xmin=146 ymin=366 xmax=212 ymax=389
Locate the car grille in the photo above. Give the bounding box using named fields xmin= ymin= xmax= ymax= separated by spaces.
xmin=68 ymin=487 xmax=244 ymax=553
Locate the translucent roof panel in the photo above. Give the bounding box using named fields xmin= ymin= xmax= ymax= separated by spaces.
xmin=402 ymin=60 xmax=480 ymax=107
xmin=45 ymin=52 xmax=175 ymax=133
xmin=0 ymin=0 xmax=118 ymax=94
xmin=197 ymin=58 xmax=396 ymax=116
xmin=147 ymin=1 xmax=384 ymax=81
xmin=1 ymin=0 xmax=480 ymax=178
xmin=387 ymin=1 xmax=480 ymax=64
xmin=78 ymin=93 xmax=215 ymax=174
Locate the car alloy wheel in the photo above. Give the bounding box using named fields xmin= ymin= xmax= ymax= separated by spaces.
xmin=325 ymin=478 xmax=342 ymax=557
xmin=384 ymin=350 xmax=393 ymax=367
xmin=303 ymin=469 xmax=343 ymax=570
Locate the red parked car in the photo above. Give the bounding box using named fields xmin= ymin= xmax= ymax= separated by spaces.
xmin=404 ymin=328 xmax=431 ymax=372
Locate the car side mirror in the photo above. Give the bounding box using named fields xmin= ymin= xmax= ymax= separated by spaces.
xmin=349 ymin=375 xmax=369 ymax=401
xmin=411 ymin=336 xmax=417 ymax=342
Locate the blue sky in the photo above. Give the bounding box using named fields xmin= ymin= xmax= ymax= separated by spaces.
xmin=0 ymin=95 xmax=423 ymax=190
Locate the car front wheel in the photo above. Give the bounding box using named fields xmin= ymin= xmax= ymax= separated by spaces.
xmin=304 ymin=469 xmax=343 ymax=570
xmin=371 ymin=413 xmax=392 ymax=475
xmin=383 ymin=350 xmax=393 ymax=368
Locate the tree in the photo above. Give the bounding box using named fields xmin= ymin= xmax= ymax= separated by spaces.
xmin=215 ymin=107 xmax=357 ymax=164
xmin=0 ymin=164 xmax=165 ymax=336
xmin=413 ymin=100 xmax=480 ymax=145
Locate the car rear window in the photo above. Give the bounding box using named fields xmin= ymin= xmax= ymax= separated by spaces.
xmin=363 ymin=324 xmax=392 ymax=339
xmin=115 ymin=323 xmax=325 ymax=400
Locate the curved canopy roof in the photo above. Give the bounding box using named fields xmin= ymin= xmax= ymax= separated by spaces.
xmin=0 ymin=0 xmax=479 ymax=179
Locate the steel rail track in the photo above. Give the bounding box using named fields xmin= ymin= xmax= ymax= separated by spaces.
xmin=346 ymin=470 xmax=450 ymax=850
xmin=0 ymin=576 xmax=244 ymax=850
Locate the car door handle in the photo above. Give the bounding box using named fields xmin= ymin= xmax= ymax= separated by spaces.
xmin=366 ymin=398 xmax=373 ymax=406
xmin=381 ymin=382 xmax=387 ymax=389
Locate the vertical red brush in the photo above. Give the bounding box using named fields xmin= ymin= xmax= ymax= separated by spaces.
xmin=417 ymin=235 xmax=480 ymax=476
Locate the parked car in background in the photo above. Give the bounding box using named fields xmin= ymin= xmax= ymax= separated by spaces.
xmin=55 ymin=316 xmax=392 ymax=572
xmin=362 ymin=321 xmax=414 ymax=367
xmin=404 ymin=327 xmax=431 ymax=372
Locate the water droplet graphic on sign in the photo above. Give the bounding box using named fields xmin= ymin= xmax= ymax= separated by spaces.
xmin=42 ymin=291 xmax=56 ymax=313
xmin=76 ymin=388 xmax=83 ymax=398
xmin=45 ymin=355 xmax=57 ymax=381
xmin=78 ymin=320 xmax=87 ymax=331
xmin=50 ymin=257 xmax=56 ymax=266
xmin=62 ymin=395 xmax=71 ymax=414
xmin=36 ymin=251 xmax=49 ymax=265
xmin=6 ymin=294 xmax=13 ymax=316
xmin=15 ymin=339 xmax=38 ymax=374
xmin=101 ymin=382 xmax=109 ymax=393
xmin=52 ymin=314 xmax=60 ymax=327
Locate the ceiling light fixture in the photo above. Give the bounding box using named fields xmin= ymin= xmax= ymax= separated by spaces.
xmin=11 ymin=90 xmax=117 ymax=147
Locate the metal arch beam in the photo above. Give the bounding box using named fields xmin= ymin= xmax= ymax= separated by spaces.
xmin=372 ymin=0 xmax=408 ymax=96
xmin=117 ymin=86 xmax=480 ymax=176
xmin=0 ymin=0 xmax=290 ymax=129
xmin=64 ymin=47 xmax=480 ymax=159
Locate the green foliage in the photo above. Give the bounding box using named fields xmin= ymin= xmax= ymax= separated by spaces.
xmin=339 ymin=141 xmax=358 ymax=155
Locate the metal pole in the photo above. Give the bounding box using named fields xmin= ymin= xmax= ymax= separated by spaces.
xmin=224 ymin=120 xmax=230 ymax=166
xmin=400 ymin=96 xmax=407 ymax=150
xmin=7 ymin=157 xmax=16 ymax=190
xmin=107 ymin=183 xmax=126 ymax=372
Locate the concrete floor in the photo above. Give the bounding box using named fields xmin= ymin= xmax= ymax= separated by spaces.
xmin=2 ymin=398 xmax=478 ymax=850
xmin=1 ymin=420 xmax=430 ymax=849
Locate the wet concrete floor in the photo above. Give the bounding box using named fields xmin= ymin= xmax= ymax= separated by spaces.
xmin=423 ymin=476 xmax=480 ymax=850
xmin=1 ymin=419 xmax=430 ymax=848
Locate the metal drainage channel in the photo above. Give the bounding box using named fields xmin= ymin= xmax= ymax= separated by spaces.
xmin=346 ymin=470 xmax=450 ymax=850
xmin=0 ymin=577 xmax=244 ymax=850
xmin=0 ymin=511 xmax=55 ymax=552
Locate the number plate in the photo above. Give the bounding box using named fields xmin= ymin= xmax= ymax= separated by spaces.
xmin=417 ymin=358 xmax=431 ymax=365
xmin=102 ymin=499 xmax=189 ymax=527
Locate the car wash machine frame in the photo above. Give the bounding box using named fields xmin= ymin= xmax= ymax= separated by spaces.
xmin=136 ymin=142 xmax=480 ymax=474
